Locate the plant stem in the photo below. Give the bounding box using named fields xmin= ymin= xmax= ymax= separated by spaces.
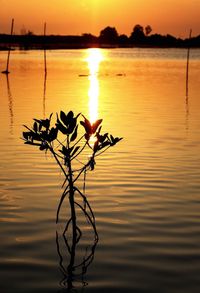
xmin=72 ymin=134 xmax=84 ymax=147
xmin=49 ymin=146 xmax=68 ymax=178
xmin=67 ymin=137 xmax=77 ymax=241
xmin=73 ymin=164 xmax=88 ymax=184
xmin=71 ymin=141 xmax=87 ymax=161
xmin=95 ymin=145 xmax=111 ymax=157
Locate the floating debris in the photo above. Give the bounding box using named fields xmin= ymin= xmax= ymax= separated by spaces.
xmin=116 ymin=73 xmax=126 ymax=76
xmin=78 ymin=74 xmax=89 ymax=77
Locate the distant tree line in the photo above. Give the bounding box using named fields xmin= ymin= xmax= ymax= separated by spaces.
xmin=0 ymin=24 xmax=200 ymax=50
xmin=98 ymin=25 xmax=199 ymax=48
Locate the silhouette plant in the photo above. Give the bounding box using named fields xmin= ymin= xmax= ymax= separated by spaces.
xmin=22 ymin=110 xmax=122 ymax=242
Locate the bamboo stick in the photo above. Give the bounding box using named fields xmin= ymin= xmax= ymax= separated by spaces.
xmin=43 ymin=22 xmax=47 ymax=117
xmin=44 ymin=22 xmax=47 ymax=74
xmin=186 ymin=29 xmax=192 ymax=97
xmin=2 ymin=18 xmax=14 ymax=74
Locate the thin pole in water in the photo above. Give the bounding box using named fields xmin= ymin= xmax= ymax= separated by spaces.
xmin=186 ymin=29 xmax=192 ymax=97
xmin=44 ymin=22 xmax=47 ymax=75
xmin=2 ymin=18 xmax=14 ymax=74
xmin=43 ymin=22 xmax=47 ymax=117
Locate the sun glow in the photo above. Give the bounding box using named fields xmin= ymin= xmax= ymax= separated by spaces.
xmin=86 ymin=48 xmax=103 ymax=124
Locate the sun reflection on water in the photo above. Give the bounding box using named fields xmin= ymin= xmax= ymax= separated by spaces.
xmin=86 ymin=48 xmax=103 ymax=123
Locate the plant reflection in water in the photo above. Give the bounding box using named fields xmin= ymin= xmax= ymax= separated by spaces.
xmin=56 ymin=229 xmax=98 ymax=291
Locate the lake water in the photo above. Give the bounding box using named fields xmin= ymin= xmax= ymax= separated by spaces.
xmin=0 ymin=48 xmax=200 ymax=292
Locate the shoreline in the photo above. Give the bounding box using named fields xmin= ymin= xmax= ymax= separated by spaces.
xmin=1 ymin=45 xmax=200 ymax=51
xmin=0 ymin=33 xmax=200 ymax=50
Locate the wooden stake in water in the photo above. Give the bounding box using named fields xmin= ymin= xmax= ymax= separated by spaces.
xmin=186 ymin=29 xmax=192 ymax=97
xmin=2 ymin=18 xmax=14 ymax=74
xmin=44 ymin=22 xmax=47 ymax=75
xmin=43 ymin=22 xmax=47 ymax=117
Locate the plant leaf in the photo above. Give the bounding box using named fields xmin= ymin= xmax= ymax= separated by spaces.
xmin=80 ymin=118 xmax=92 ymax=134
xmin=93 ymin=140 xmax=99 ymax=153
xmin=92 ymin=119 xmax=102 ymax=133
xmin=60 ymin=111 xmax=68 ymax=126
xmin=33 ymin=122 xmax=38 ymax=132
xmin=56 ymin=119 xmax=68 ymax=135
xmin=70 ymin=125 xmax=78 ymax=142
xmin=40 ymin=143 xmax=48 ymax=151
xmin=48 ymin=127 xmax=58 ymax=142
xmin=66 ymin=111 xmax=74 ymax=121
xmin=68 ymin=118 xmax=76 ymax=134
xmin=71 ymin=146 xmax=80 ymax=157
xmin=23 ymin=131 xmax=32 ymax=140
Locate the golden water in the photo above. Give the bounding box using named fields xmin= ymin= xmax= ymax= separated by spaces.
xmin=0 ymin=48 xmax=200 ymax=292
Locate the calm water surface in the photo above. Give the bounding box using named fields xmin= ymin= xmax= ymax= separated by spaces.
xmin=0 ymin=48 xmax=200 ymax=292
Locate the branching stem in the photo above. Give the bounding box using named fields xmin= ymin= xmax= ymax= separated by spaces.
xmin=49 ymin=146 xmax=68 ymax=178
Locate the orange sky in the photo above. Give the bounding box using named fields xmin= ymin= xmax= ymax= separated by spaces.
xmin=1 ymin=0 xmax=199 ymax=37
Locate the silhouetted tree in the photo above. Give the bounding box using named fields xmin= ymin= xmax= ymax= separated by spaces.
xmin=99 ymin=26 xmax=119 ymax=44
xmin=81 ymin=33 xmax=98 ymax=45
xmin=145 ymin=25 xmax=152 ymax=36
xmin=118 ymin=34 xmax=129 ymax=46
xmin=130 ymin=24 xmax=145 ymax=44
xmin=147 ymin=33 xmax=179 ymax=47
xmin=188 ymin=35 xmax=200 ymax=47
